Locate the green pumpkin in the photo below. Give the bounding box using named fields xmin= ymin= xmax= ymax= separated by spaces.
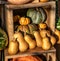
xmin=27 ymin=8 xmax=46 ymax=24
xmin=0 ymin=28 xmax=8 ymax=50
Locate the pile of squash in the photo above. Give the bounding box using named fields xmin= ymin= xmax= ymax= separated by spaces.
xmin=8 ymin=8 xmax=58 ymax=55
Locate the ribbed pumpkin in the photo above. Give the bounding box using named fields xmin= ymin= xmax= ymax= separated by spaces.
xmin=27 ymin=8 xmax=47 ymax=24
xmin=19 ymin=17 xmax=30 ymax=25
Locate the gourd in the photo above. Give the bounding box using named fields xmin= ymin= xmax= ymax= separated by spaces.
xmin=54 ymin=29 xmax=60 ymax=44
xmin=0 ymin=28 xmax=8 ymax=50
xmin=17 ymin=24 xmax=38 ymax=35
xmin=28 ymin=24 xmax=38 ymax=35
xmin=24 ymin=35 xmax=36 ymax=49
xmin=39 ymin=23 xmax=47 ymax=29
xmin=19 ymin=17 xmax=30 ymax=25
xmin=27 ymin=8 xmax=44 ymax=24
xmin=8 ymin=40 xmax=19 ymax=55
xmin=40 ymin=30 xmax=47 ymax=38
xmin=42 ymin=37 xmax=51 ymax=50
xmin=14 ymin=32 xmax=28 ymax=52
xmin=40 ymin=0 xmax=49 ymax=2
xmin=17 ymin=25 xmax=30 ymax=34
xmin=34 ymin=31 xmax=42 ymax=47
xmin=50 ymin=36 xmax=56 ymax=46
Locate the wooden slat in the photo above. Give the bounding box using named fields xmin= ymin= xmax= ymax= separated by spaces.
xmin=4 ymin=47 xmax=56 ymax=59
xmin=5 ymin=1 xmax=55 ymax=9
xmin=5 ymin=7 xmax=14 ymax=41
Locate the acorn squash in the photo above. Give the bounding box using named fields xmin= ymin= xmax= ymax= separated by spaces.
xmin=27 ymin=8 xmax=47 ymax=24
xmin=0 ymin=28 xmax=8 ymax=50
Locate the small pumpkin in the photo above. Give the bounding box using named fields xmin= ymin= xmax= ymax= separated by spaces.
xmin=19 ymin=17 xmax=30 ymax=25
xmin=39 ymin=23 xmax=47 ymax=29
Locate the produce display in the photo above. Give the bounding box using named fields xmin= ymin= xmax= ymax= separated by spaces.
xmin=0 ymin=28 xmax=8 ymax=50
xmin=7 ymin=8 xmax=57 ymax=55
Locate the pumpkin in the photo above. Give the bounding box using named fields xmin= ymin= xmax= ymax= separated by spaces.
xmin=40 ymin=0 xmax=49 ymax=2
xmin=19 ymin=17 xmax=30 ymax=25
xmin=39 ymin=23 xmax=47 ymax=29
xmin=8 ymin=0 xmax=32 ymax=4
xmin=17 ymin=24 xmax=38 ymax=35
xmin=0 ymin=28 xmax=8 ymax=50
xmin=27 ymin=8 xmax=47 ymax=24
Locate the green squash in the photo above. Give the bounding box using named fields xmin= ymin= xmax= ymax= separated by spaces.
xmin=28 ymin=24 xmax=38 ymax=35
xmin=0 ymin=28 xmax=8 ymax=50
xmin=27 ymin=8 xmax=46 ymax=24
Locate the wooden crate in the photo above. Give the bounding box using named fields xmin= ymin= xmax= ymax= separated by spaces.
xmin=5 ymin=1 xmax=56 ymax=41
xmin=4 ymin=1 xmax=56 ymax=61
xmin=4 ymin=47 xmax=56 ymax=61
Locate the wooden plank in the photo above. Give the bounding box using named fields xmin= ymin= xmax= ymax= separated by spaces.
xmin=5 ymin=7 xmax=14 ymax=41
xmin=5 ymin=1 xmax=55 ymax=9
xmin=4 ymin=47 xmax=56 ymax=59
xmin=49 ymin=3 xmax=56 ymax=32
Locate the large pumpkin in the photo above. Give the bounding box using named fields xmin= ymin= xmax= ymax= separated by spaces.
xmin=27 ymin=8 xmax=47 ymax=24
xmin=8 ymin=0 xmax=32 ymax=4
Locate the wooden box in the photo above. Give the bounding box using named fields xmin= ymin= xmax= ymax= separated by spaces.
xmin=5 ymin=1 xmax=56 ymax=41
xmin=4 ymin=1 xmax=56 ymax=61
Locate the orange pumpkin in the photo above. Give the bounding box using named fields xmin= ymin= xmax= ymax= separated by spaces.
xmin=19 ymin=17 xmax=30 ymax=25
xmin=39 ymin=23 xmax=47 ymax=29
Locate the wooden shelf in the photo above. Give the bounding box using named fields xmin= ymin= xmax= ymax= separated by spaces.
xmin=4 ymin=47 xmax=56 ymax=59
xmin=5 ymin=1 xmax=56 ymax=9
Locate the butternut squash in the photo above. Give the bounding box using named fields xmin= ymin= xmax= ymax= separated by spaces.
xmin=34 ymin=31 xmax=42 ymax=47
xmin=50 ymin=36 xmax=56 ymax=46
xmin=42 ymin=37 xmax=51 ymax=50
xmin=40 ymin=30 xmax=47 ymax=38
xmin=14 ymin=32 xmax=29 ymax=52
xmin=8 ymin=40 xmax=19 ymax=55
xmin=24 ymin=35 xmax=36 ymax=49
xmin=54 ymin=29 xmax=60 ymax=44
